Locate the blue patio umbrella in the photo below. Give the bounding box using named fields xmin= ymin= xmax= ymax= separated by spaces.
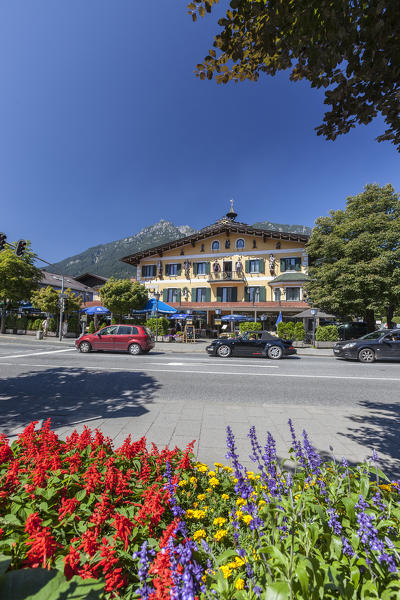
xmin=81 ymin=306 xmax=110 ymax=315
xmin=220 ymin=314 xmax=248 ymax=321
xmin=169 ymin=313 xmax=190 ymax=319
xmin=131 ymin=298 xmax=177 ymax=315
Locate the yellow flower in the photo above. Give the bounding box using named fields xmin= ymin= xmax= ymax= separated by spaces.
xmin=219 ymin=565 xmax=232 ymax=579
xmin=178 ymin=480 xmax=187 ymax=486
xmin=235 ymin=578 xmax=245 ymax=590
xmin=258 ymin=500 xmax=266 ymax=507
xmin=209 ymin=477 xmax=220 ymax=487
xmin=214 ymin=529 xmax=228 ymax=541
xmin=193 ymin=529 xmax=206 ymax=541
xmin=197 ymin=465 xmax=208 ymax=473
xmin=213 ymin=517 xmax=227 ymax=527
xmin=206 ymin=487 xmax=212 ymax=493
xmin=214 ymin=462 xmax=223 ymax=468
xmin=185 ymin=509 xmax=206 ymax=520
xmin=236 ymin=510 xmax=243 ymax=519
xmin=221 ymin=493 xmax=229 ymax=500
xmin=208 ymin=470 xmax=216 ymax=477
xmin=223 ymin=466 xmax=233 ymax=472
xmin=190 ymin=476 xmax=197 ymax=484
xmin=236 ymin=498 xmax=245 ymax=507
xmin=234 ymin=557 xmax=245 ymax=567
xmin=246 ymin=471 xmax=255 ymax=480
xmin=197 ymin=493 xmax=206 ymax=501
xmin=193 ymin=502 xmax=198 ymax=508
xmin=242 ymin=515 xmax=253 ymax=525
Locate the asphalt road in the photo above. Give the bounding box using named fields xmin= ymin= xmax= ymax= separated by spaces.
xmin=0 ymin=338 xmax=399 ymax=476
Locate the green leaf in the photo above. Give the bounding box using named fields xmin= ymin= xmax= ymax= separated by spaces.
xmin=360 ymin=476 xmax=369 ymax=498
xmin=0 ymin=554 xmax=11 ymax=576
xmin=295 ymin=560 xmax=310 ymax=596
xmin=75 ymin=489 xmax=87 ymax=502
xmin=0 ymin=569 xmax=104 ymax=600
xmin=2 ymin=514 xmax=21 ymax=526
xmin=215 ymin=549 xmax=237 ymax=565
xmin=264 ymin=582 xmax=290 ymax=600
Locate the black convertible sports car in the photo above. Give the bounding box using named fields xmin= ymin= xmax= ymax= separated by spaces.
xmin=206 ymin=331 xmax=297 ymax=359
xmin=333 ymin=329 xmax=400 ymax=362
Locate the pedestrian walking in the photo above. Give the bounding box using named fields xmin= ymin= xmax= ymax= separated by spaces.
xmin=42 ymin=318 xmax=49 ymax=337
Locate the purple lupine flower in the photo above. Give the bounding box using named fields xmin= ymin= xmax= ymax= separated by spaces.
xmin=355 ymin=495 xmax=397 ymax=572
xmin=248 ymin=425 xmax=264 ymax=471
xmin=327 ymin=507 xmax=343 ymax=535
xmin=288 ymin=419 xmax=307 ymax=468
xmin=302 ymin=429 xmax=322 ymax=474
xmin=133 ymin=541 xmax=155 ymax=600
xmin=341 ymin=536 xmax=355 ymax=557
xmin=170 ymin=538 xmax=206 ymax=599
xmin=372 ymin=490 xmax=386 ymax=513
xmin=164 ymin=460 xmax=185 ymax=517
xmin=226 ymin=426 xmax=253 ymax=499
xmin=253 ymin=585 xmax=262 ymax=598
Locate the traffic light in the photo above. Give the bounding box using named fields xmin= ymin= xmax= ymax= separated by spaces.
xmin=15 ymin=239 xmax=27 ymax=257
xmin=0 ymin=232 xmax=6 ymax=251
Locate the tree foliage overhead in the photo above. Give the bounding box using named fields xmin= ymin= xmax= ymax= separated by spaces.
xmin=0 ymin=243 xmax=42 ymax=333
xmin=189 ymin=0 xmax=400 ymax=150
xmin=305 ymin=184 xmax=400 ymax=324
xmin=31 ymin=286 xmax=82 ymax=316
xmin=99 ymin=278 xmax=148 ymax=319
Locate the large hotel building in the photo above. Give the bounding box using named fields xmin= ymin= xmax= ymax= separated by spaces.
xmin=121 ymin=204 xmax=310 ymax=326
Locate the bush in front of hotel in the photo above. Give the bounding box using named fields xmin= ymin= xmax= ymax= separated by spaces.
xmin=315 ymin=325 xmax=339 ymax=341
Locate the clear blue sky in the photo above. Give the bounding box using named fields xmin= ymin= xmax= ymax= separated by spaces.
xmin=1 ymin=1 xmax=399 ymax=264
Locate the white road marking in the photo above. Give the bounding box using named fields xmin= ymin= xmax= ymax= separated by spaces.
xmin=0 ymin=349 xmax=76 ymax=360
xmin=167 ymin=362 xmax=184 ymax=366
xmin=0 ymin=362 xmax=399 ymax=382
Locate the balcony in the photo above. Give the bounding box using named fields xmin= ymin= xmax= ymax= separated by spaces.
xmin=207 ymin=270 xmax=246 ymax=283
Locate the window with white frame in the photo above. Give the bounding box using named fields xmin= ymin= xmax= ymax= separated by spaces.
xmin=274 ymin=288 xmax=281 ymax=302
xmin=285 ymin=287 xmax=301 ymax=301
xmin=165 ymin=263 xmax=180 ymax=276
xmin=196 ymin=262 xmax=206 ymax=275
xmin=211 ymin=240 xmax=220 ymax=251
xmin=249 ymin=260 xmax=260 ymax=273
xmin=166 ymin=289 xmax=179 ymax=302
xmin=236 ymin=238 xmax=245 ymax=250
xmin=141 ymin=265 xmax=156 ymax=277
xmin=194 ymin=288 xmax=207 ymax=302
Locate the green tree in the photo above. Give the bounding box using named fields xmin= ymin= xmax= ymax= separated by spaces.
xmin=305 ymin=184 xmax=400 ymax=329
xmin=31 ymin=287 xmax=82 ymax=316
xmin=0 ymin=243 xmax=42 ymax=334
xmin=99 ymin=278 xmax=148 ymax=321
xmin=189 ymin=0 xmax=400 ymax=150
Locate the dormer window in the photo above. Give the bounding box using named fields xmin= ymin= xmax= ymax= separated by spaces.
xmin=211 ymin=240 xmax=220 ymax=251
xmin=236 ymin=238 xmax=245 ymax=250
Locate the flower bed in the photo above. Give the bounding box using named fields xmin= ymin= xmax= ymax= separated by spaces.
xmin=0 ymin=420 xmax=399 ymax=599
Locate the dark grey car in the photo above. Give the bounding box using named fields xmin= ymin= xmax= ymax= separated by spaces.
xmin=206 ymin=330 xmax=296 ymax=360
xmin=333 ymin=329 xmax=400 ymax=363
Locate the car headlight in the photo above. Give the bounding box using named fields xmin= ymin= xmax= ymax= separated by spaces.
xmin=342 ymin=343 xmax=357 ymax=349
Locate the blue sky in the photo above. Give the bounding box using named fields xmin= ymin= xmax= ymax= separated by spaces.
xmin=1 ymin=1 xmax=399 ymax=264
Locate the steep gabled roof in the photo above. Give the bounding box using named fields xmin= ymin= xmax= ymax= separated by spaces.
xmin=120 ymin=215 xmax=309 ymax=267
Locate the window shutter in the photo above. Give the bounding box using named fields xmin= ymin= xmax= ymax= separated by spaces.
xmin=295 ymin=258 xmax=301 ymax=271
xmin=244 ymin=288 xmax=250 ymax=302
xmin=176 ymin=289 xmax=181 ymax=302
xmin=163 ymin=289 xmax=168 ymax=302
xmin=205 ymin=262 xmax=210 ymax=275
xmin=193 ymin=263 xmax=198 ymax=275
xmin=141 ymin=266 xmax=145 ymax=277
xmin=177 ymin=264 xmax=182 ymax=275
xmin=280 ymin=258 xmax=286 ymax=272
xmin=259 ymin=287 xmax=266 ymax=302
xmin=151 ymin=265 xmax=156 ymax=277
xmin=258 ymin=259 xmax=265 ymax=273
xmin=165 ymin=264 xmax=170 ymax=276
xmin=205 ymin=288 xmax=211 ymax=302
xmin=231 ymin=288 xmax=238 ymax=302
xmin=216 ymin=287 xmax=223 ymax=302
xmin=245 ymin=260 xmax=250 ymax=273
xmin=191 ymin=288 xmax=196 ymax=301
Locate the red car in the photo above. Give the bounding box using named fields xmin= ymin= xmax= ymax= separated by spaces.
xmin=75 ymin=325 xmax=155 ymax=355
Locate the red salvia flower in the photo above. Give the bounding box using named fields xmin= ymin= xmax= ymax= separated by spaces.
xmin=58 ymin=497 xmax=79 ymax=521
xmin=111 ymin=512 xmax=134 ymax=551
xmin=64 ymin=544 xmax=81 ymax=580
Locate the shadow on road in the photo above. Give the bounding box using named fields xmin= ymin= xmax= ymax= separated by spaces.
xmin=0 ymin=367 xmax=161 ymax=436
xmin=339 ymin=400 xmax=400 ymax=479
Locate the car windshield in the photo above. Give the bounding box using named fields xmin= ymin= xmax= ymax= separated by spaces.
xmin=359 ymin=331 xmax=385 ymax=340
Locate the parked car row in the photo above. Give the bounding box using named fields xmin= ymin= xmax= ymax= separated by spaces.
xmin=75 ymin=324 xmax=400 ymax=364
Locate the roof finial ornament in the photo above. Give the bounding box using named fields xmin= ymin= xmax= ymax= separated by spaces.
xmin=226 ymin=198 xmax=237 ymax=221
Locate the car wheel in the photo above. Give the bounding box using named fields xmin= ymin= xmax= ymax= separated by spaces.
xmin=79 ymin=341 xmax=92 ymax=353
xmin=217 ymin=344 xmax=232 ymax=358
xmin=267 ymin=345 xmax=283 ymax=360
xmin=129 ymin=343 xmax=142 ymax=356
xmin=358 ymin=348 xmax=375 ymax=363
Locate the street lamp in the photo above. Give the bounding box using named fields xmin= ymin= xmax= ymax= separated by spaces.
xmin=310 ymin=308 xmax=318 ymax=346
xmin=154 ymin=290 xmax=160 ymax=341
xmin=53 ymin=275 xmax=72 ymax=341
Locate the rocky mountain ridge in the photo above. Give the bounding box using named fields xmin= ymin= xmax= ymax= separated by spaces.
xmin=47 ymin=219 xmax=312 ymax=279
